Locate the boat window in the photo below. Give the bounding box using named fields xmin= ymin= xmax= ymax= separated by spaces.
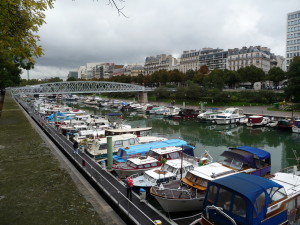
xmin=138 ymin=165 xmax=143 ymax=169
xmin=232 ymin=194 xmax=246 ymax=217
xmin=169 ymin=152 xmax=180 ymax=159
xmin=117 ymin=149 xmax=122 ymax=157
xmin=114 ymin=140 xmax=123 ymax=147
xmin=269 ymin=187 xmax=287 ymax=202
xmin=130 ymin=162 xmax=137 ymax=168
xmin=129 ymin=138 xmax=135 ymax=145
xmin=151 ymin=162 xmax=158 ymax=167
xmin=145 ymin=164 xmax=151 ymax=168
xmin=216 ymin=187 xmax=233 ymax=211
xmin=122 ymin=152 xmax=127 ymax=160
xmin=186 ymin=172 xmax=193 ymax=180
xmin=230 ymin=159 xmax=243 ymax=170
xmin=99 ymin=144 xmax=107 ymax=150
xmin=207 ymin=185 xmax=218 ymax=203
xmin=253 ymin=192 xmax=266 ymax=218
xmin=297 ymin=196 xmax=300 ymax=208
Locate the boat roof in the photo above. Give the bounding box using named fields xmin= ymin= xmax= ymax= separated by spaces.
xmin=165 ymin=159 xmax=193 ymax=168
xmin=210 ymin=173 xmax=283 ymax=203
xmin=128 ymin=156 xmax=158 ymax=165
xmin=105 ymin=127 xmax=152 ymax=133
xmin=96 ymin=134 xmax=137 ymax=144
xmin=138 ymin=136 xmax=167 ymax=143
xmin=189 ymin=162 xmax=235 ymax=181
xmin=150 ymin=146 xmax=183 ymax=155
xmin=229 ymin=146 xmax=270 ymax=159
xmin=145 ymin=168 xmax=177 ymax=179
xmin=118 ymin=139 xmax=187 ymax=154
xmin=271 ymin=172 xmax=300 ymax=196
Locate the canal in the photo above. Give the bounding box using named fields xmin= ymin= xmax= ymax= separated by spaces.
xmin=70 ymin=103 xmax=300 ymax=173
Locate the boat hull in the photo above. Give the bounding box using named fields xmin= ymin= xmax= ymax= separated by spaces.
xmin=154 ymin=195 xmax=204 ymax=212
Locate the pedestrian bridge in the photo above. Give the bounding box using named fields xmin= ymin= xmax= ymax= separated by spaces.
xmin=11 ymin=81 xmax=150 ymax=95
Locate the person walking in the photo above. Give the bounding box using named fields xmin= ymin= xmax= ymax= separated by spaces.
xmin=124 ymin=175 xmax=133 ymax=201
xmin=73 ymin=140 xmax=79 ymax=154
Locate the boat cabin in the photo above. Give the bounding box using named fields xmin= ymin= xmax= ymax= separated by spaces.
xmin=219 ymin=146 xmax=271 ymax=177
xmin=201 ymin=173 xmax=288 ymax=225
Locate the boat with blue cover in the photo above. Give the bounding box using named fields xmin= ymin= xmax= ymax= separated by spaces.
xmin=113 ymin=139 xmax=193 ymax=163
xmin=197 ymin=166 xmax=300 ymax=225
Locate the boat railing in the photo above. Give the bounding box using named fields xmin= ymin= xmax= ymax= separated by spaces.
xmin=152 ymin=186 xmax=195 ymax=199
xmin=279 ymin=165 xmax=300 ymax=175
xmin=205 ymin=205 xmax=237 ymax=225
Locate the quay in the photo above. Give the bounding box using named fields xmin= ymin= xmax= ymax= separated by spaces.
xmin=3 ymin=93 xmax=176 ymax=225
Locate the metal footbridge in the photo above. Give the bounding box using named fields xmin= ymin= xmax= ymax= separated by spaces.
xmin=11 ymin=81 xmax=150 ymax=95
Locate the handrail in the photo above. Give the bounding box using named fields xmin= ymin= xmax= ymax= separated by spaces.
xmin=205 ymin=205 xmax=237 ymax=225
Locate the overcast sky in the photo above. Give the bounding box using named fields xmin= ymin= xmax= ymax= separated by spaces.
xmin=22 ymin=0 xmax=300 ymax=80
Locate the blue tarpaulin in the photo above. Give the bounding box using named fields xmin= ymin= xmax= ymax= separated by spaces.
xmin=229 ymin=146 xmax=270 ymax=159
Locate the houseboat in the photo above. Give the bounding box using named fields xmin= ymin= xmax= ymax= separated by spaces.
xmin=197 ymin=165 xmax=300 ymax=225
xmin=150 ymin=146 xmax=271 ymax=213
xmin=214 ymin=108 xmax=246 ymax=125
xmin=197 ymin=108 xmax=222 ymax=123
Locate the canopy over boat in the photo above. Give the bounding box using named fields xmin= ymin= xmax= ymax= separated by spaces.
xmin=229 ymin=146 xmax=270 ymax=160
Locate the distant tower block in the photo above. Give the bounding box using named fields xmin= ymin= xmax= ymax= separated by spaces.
xmin=138 ymin=92 xmax=148 ymax=103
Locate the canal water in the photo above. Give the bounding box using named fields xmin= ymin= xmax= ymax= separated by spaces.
xmin=71 ymin=103 xmax=300 ymax=173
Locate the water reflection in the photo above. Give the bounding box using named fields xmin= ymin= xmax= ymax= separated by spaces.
xmin=69 ymin=103 xmax=300 ymax=173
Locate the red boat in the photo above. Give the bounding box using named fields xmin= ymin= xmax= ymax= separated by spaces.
xmin=172 ymin=109 xmax=199 ymax=120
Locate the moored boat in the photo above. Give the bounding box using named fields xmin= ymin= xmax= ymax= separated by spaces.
xmin=214 ymin=108 xmax=246 ymax=125
xmin=196 ymin=165 xmax=300 ymax=225
xmin=292 ymin=119 xmax=300 ymax=133
xmin=246 ymin=115 xmax=270 ymax=127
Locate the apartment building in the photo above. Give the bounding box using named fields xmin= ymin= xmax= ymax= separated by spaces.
xmin=179 ymin=50 xmax=201 ymax=73
xmin=124 ymin=64 xmax=144 ymax=76
xmin=144 ymin=54 xmax=178 ymax=75
xmin=199 ymin=48 xmax=228 ymax=71
xmin=227 ymin=46 xmax=272 ymax=73
xmin=78 ymin=63 xmax=114 ymax=79
xmin=286 ymin=10 xmax=300 ymax=70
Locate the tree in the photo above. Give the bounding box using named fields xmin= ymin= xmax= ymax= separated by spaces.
xmin=267 ymin=67 xmax=286 ymax=87
xmin=186 ymin=69 xmax=195 ymax=81
xmin=67 ymin=77 xmax=77 ymax=81
xmin=237 ymin=65 xmax=265 ymax=86
xmin=223 ymin=70 xmax=240 ymax=88
xmin=47 ymin=77 xmax=63 ymax=83
xmin=198 ymin=65 xmax=209 ymax=75
xmin=285 ymin=56 xmax=300 ymax=102
xmin=0 ymin=0 xmax=54 ymax=88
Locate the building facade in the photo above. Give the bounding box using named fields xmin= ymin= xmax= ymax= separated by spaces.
xmin=199 ymin=48 xmax=228 ymax=71
xmin=227 ymin=46 xmax=272 ymax=73
xmin=67 ymin=71 xmax=78 ymax=79
xmin=286 ymin=10 xmax=300 ymax=70
xmin=179 ymin=50 xmax=201 ymax=73
xmin=144 ymin=54 xmax=178 ymax=75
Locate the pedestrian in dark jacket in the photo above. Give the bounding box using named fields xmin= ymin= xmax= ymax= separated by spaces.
xmin=73 ymin=140 xmax=79 ymax=153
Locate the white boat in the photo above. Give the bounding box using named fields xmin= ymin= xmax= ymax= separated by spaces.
xmin=246 ymin=115 xmax=270 ymax=127
xmin=197 ymin=108 xmax=222 ymax=122
xmin=214 ymin=108 xmax=246 ymax=125
xmin=292 ymin=120 xmax=300 ymax=133
xmin=131 ymin=151 xmax=212 ymax=190
xmin=163 ymin=106 xmax=181 ymax=118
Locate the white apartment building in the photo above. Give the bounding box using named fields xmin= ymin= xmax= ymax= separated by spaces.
xmin=227 ymin=46 xmax=272 ymax=73
xmin=144 ymin=54 xmax=178 ymax=75
xmin=286 ymin=10 xmax=300 ymax=70
xmin=124 ymin=64 xmax=144 ymax=77
xmin=179 ymin=50 xmax=201 ymax=73
xmin=78 ymin=63 xmax=115 ymax=79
